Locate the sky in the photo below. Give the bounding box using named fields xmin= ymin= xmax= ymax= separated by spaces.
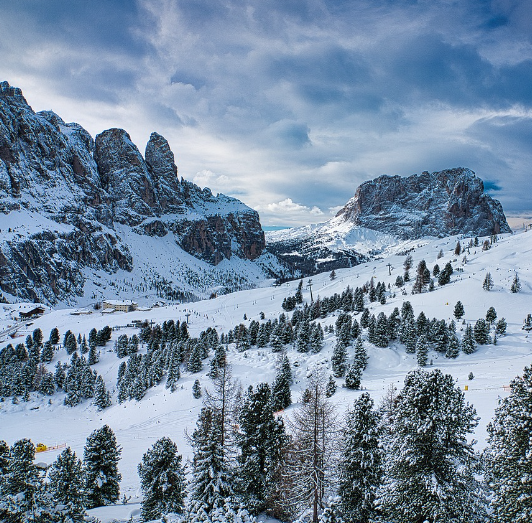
xmin=1 ymin=0 xmax=532 ymax=227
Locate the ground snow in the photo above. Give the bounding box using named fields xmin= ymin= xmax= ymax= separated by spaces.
xmin=1 ymin=229 xmax=532 ymax=520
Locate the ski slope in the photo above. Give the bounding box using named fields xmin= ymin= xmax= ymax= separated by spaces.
xmin=1 ymin=228 xmax=532 ymax=521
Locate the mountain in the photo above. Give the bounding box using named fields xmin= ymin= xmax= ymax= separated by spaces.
xmin=267 ymin=168 xmax=511 ymax=275
xmin=0 ymin=81 xmax=279 ymax=305
xmin=1 ymin=226 xmax=530 ymax=521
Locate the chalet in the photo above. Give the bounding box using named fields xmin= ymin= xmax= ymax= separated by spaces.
xmin=102 ymin=300 xmax=138 ymax=312
xmin=19 ymin=306 xmax=45 ymax=319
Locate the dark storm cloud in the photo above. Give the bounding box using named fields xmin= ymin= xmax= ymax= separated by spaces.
xmin=1 ymin=0 xmax=532 ymax=225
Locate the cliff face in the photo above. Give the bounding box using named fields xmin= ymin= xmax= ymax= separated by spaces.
xmin=267 ymin=168 xmax=511 ymax=277
xmin=336 ymin=168 xmax=511 ymax=239
xmin=0 ymin=81 xmax=265 ymax=304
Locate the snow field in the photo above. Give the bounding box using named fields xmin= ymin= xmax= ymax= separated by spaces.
xmin=1 ymin=229 xmax=532 ymax=512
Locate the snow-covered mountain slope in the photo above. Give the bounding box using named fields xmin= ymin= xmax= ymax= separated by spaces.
xmin=1 ymin=227 xmax=531 ymax=520
xmin=0 ymin=81 xmax=275 ymax=305
xmin=266 ymin=168 xmax=511 ymax=276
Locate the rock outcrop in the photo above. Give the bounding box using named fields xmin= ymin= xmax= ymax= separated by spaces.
xmin=0 ymin=81 xmax=266 ymax=304
xmin=337 ymin=168 xmax=511 ymax=239
xmin=267 ymin=168 xmax=511 ymax=277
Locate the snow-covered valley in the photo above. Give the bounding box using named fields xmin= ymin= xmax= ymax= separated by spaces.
xmin=1 ymin=227 xmax=532 ymax=521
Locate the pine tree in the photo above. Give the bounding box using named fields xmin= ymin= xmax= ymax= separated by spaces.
xmin=83 ymin=425 xmax=122 ymax=508
xmin=486 ymin=306 xmax=497 ymax=326
xmin=192 ymin=379 xmax=202 ymax=399
xmin=376 ymin=369 xmax=487 ymax=522
xmin=48 ymin=447 xmax=86 ymax=523
xmin=373 ymin=312 xmax=389 ymax=348
xmin=338 ymin=393 xmax=381 ymax=523
xmin=344 ymin=363 xmax=362 ymax=390
xmin=0 ymin=439 xmax=48 ymax=522
xmin=495 ymin=317 xmax=507 ymax=336
xmin=332 ymin=337 xmax=348 ymax=378
xmin=188 ymin=343 xmax=203 ymax=373
xmin=189 ymin=407 xmax=233 ymax=514
xmin=454 ymin=300 xmax=465 ymax=320
xmin=510 ymin=273 xmax=521 ymax=293
xmin=88 ymin=344 xmax=99 ymax=365
xmin=483 ymin=272 xmax=494 ymax=291
xmin=138 ymin=437 xmax=186 ymax=521
xmin=326 ymin=375 xmax=337 ymax=397
xmin=41 ymin=340 xmax=54 ymax=363
xmin=271 ymin=355 xmax=292 ymax=411
xmin=461 ymin=324 xmax=476 ymax=354
xmin=446 ymin=333 xmax=460 ymax=359
xmin=474 ymin=318 xmax=489 ymax=345
xmin=296 ymin=320 xmax=311 ymax=353
xmin=236 ymin=383 xmax=288 ymax=514
xmin=49 ymin=327 xmax=60 ymax=345
xmin=93 ymin=375 xmax=112 ymax=410
xmin=486 ymin=364 xmax=532 ymax=523
xmin=416 ymin=334 xmax=428 ymax=367
xmin=353 ymin=336 xmax=368 ymax=371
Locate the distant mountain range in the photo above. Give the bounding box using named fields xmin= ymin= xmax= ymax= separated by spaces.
xmin=0 ymin=81 xmax=511 ymax=304
xmin=266 ymin=168 xmax=511 ymax=276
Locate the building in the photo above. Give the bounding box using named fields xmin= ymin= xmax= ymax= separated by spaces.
xmin=19 ymin=306 xmax=45 ymax=320
xmin=102 ymin=300 xmax=138 ymax=312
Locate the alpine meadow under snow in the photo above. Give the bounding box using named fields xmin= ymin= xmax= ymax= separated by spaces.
xmin=1 ymin=226 xmax=532 ymax=522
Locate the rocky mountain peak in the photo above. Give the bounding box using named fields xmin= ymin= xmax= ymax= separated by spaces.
xmin=0 ymin=82 xmax=269 ymax=304
xmin=145 ymin=132 xmax=183 ymax=213
xmin=94 ymin=128 xmax=157 ymax=225
xmin=336 ymin=167 xmax=511 ymax=239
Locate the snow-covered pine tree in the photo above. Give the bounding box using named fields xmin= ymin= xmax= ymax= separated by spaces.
xmin=510 ymin=273 xmax=521 ymax=293
xmin=49 ymin=327 xmax=60 ymax=345
xmin=93 ymin=375 xmax=112 ymax=410
xmin=495 ymin=317 xmax=507 ymax=336
xmin=326 ymin=375 xmax=337 ymax=397
xmin=0 ymin=439 xmax=50 ymax=522
xmin=446 ymin=332 xmax=460 ymax=359
xmin=376 ymin=369 xmax=487 ymax=522
xmin=474 ymin=318 xmax=489 ymax=345
xmin=461 ymin=324 xmax=476 ymax=354
xmin=41 ymin=340 xmax=54 ymax=363
xmin=271 ymin=355 xmax=292 ymax=411
xmin=486 ymin=364 xmax=532 ymax=523
xmin=338 ymin=393 xmax=381 ymax=523
xmin=48 ymin=447 xmax=86 ymax=523
xmin=353 ymin=336 xmax=368 ymax=371
xmin=138 ymin=437 xmax=186 ymax=521
xmin=344 ymin=363 xmax=362 ymax=390
xmin=166 ymin=347 xmax=181 ymax=391
xmin=192 ymin=379 xmax=202 ymax=399
xmin=189 ymin=407 xmax=233 ymax=515
xmin=296 ymin=320 xmax=311 ymax=353
xmin=332 ymin=337 xmax=348 ymax=378
xmin=483 ymin=272 xmax=494 ymax=291
xmin=188 ymin=343 xmax=203 ymax=373
xmin=236 ymin=382 xmax=288 ymax=514
xmin=486 ymin=306 xmax=498 ymax=326
xmin=416 ymin=334 xmax=428 ymax=367
xmin=454 ymin=300 xmax=465 ymax=320
xmin=83 ymin=425 xmax=122 ymax=508
xmin=373 ymin=312 xmax=389 ymax=348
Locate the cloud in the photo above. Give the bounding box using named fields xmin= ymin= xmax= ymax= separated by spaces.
xmin=255 ymin=198 xmax=326 ymax=227
xmin=2 ymin=0 xmax=532 ymax=226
